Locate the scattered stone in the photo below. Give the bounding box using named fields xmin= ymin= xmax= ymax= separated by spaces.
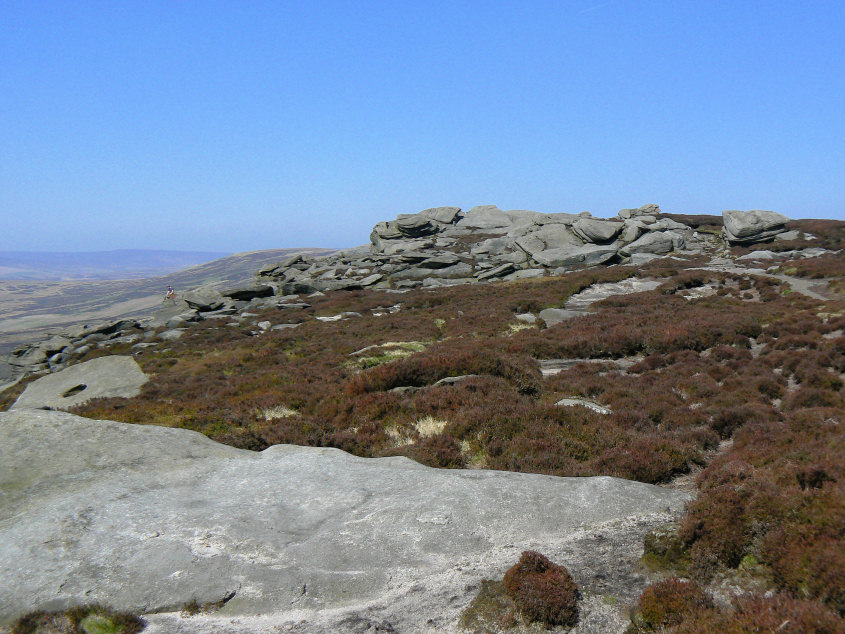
xmin=475 ymin=262 xmax=515 ymax=280
xmin=10 ymin=356 xmax=148 ymax=410
xmin=270 ymin=323 xmax=301 ymax=331
xmin=539 ymin=308 xmax=584 ymax=326
xmin=737 ymin=250 xmax=779 ymax=260
xmin=157 ymin=328 xmax=187 ymax=341
xmin=433 ymin=374 xmax=479 ymax=387
xmin=555 ymin=397 xmax=612 ymax=415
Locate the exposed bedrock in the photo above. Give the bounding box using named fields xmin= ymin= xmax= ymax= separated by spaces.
xmin=0 ymin=410 xmax=690 ymax=630
xmin=257 ymin=202 xmax=728 ymax=294
xmin=10 ymin=355 xmax=148 ymax=410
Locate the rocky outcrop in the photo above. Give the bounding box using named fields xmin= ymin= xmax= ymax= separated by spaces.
xmin=722 ymin=209 xmax=790 ymax=244
xmin=10 ymin=355 xmax=149 ymax=410
xmin=6 ymin=318 xmax=145 ymax=376
xmin=257 ymin=203 xmax=713 ymax=293
xmin=0 ymin=409 xmax=690 ymax=631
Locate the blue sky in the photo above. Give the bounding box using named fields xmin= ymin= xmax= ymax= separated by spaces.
xmin=1 ymin=1 xmax=843 ymax=252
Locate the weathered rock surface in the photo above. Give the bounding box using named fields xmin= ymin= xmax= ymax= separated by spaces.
xmin=182 ymin=286 xmax=225 ymax=312
xmin=619 ymin=231 xmax=674 ymax=256
xmin=221 ymin=284 xmax=275 ymax=301
xmin=9 ymin=356 xmax=148 ymax=410
xmin=722 ymin=209 xmax=790 ymax=244
xmin=0 ymin=410 xmax=690 ymax=631
xmin=572 ymin=218 xmax=624 ymax=243
xmin=251 ymin=202 xmax=724 ymax=296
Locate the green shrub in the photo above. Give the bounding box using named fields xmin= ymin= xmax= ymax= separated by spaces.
xmin=12 ymin=605 xmax=145 ymax=634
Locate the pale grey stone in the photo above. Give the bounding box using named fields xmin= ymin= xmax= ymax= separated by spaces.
xmin=539 ymin=308 xmax=584 ymax=326
xmin=471 ymin=236 xmax=513 ymax=255
xmin=515 ymin=313 xmax=537 ymax=324
xmin=665 ymin=231 xmax=686 ymax=249
xmin=629 ymin=253 xmax=662 ymax=265
xmin=572 ymin=218 xmax=624 ymax=243
xmin=723 ymin=209 xmax=790 ymax=244
xmin=455 ymin=205 xmax=512 ymax=229
xmin=514 ymin=233 xmax=547 ymax=255
xmin=358 ymin=273 xmax=384 ymax=286
xmin=395 ymin=214 xmax=438 ymax=237
xmin=564 ymin=278 xmax=663 ymax=312
xmin=431 ymin=263 xmax=474 ymax=279
xmin=496 ymin=250 xmax=530 ymax=264
xmin=0 ymin=410 xmax=690 ymax=627
xmin=737 ymin=250 xmax=779 ymax=261
xmin=10 ymin=356 xmax=148 ymax=410
xmin=182 ymin=287 xmax=224 ymax=312
xmin=381 ymin=239 xmax=434 ymax=256
xmin=619 ymin=204 xmax=661 ymax=219
xmin=504 ymin=268 xmax=546 ymax=281
xmin=619 ymin=223 xmax=643 ymax=244
xmin=270 ymin=323 xmax=301 ymax=331
xmin=475 ymin=262 xmax=515 ymax=280
xmin=371 ymin=220 xmax=402 ymax=240
xmin=157 ymin=328 xmax=187 ymax=341
xmin=533 ymin=245 xmax=618 ymax=268
xmin=421 ymin=277 xmax=475 ymax=287
xmin=433 ymin=374 xmax=479 ymax=386
xmin=775 ymin=229 xmax=815 ymax=241
xmin=619 ymin=232 xmax=674 ymax=257
xmin=556 ymin=397 xmax=612 ymax=415
xmin=418 ymin=206 xmax=462 ymax=224
xmin=419 ymin=254 xmax=460 ymax=269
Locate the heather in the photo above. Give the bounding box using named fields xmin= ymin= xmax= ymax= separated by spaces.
xmin=65 ymin=237 xmax=845 ymax=627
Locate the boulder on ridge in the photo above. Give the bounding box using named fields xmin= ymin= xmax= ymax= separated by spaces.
xmin=722 ymin=209 xmax=790 ymax=244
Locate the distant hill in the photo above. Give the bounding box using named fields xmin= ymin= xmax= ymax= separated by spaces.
xmin=0 ymin=247 xmax=336 ymax=363
xmin=0 ymin=249 xmax=231 ymax=280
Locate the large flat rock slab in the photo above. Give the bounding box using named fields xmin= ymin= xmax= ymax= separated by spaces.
xmin=0 ymin=410 xmax=691 ymax=631
xmin=9 ymin=355 xmax=148 ymax=410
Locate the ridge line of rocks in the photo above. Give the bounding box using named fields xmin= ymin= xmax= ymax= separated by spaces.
xmin=1 ymin=205 xmax=794 ymax=386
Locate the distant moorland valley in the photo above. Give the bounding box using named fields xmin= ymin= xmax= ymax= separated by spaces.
xmin=0 ymin=248 xmax=335 ymax=372
xmin=1 ymin=205 xmax=843 ymax=633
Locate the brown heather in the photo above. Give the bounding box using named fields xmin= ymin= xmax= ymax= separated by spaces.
xmin=68 ymin=223 xmax=845 ymax=627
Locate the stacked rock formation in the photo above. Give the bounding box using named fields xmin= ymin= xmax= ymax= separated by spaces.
xmin=258 ymin=203 xmax=708 ymax=294
xmin=722 ymin=209 xmax=790 ymax=244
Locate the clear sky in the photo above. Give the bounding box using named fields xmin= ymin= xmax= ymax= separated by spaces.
xmin=2 ymin=1 xmax=843 ymax=252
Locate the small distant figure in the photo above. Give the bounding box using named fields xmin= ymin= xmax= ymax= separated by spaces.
xmin=164 ymin=285 xmax=176 ymax=301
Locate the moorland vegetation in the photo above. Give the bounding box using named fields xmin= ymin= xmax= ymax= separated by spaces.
xmin=4 ymin=217 xmax=843 ymax=631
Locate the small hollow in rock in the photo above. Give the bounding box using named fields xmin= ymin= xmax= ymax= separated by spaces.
xmin=62 ymin=384 xmax=88 ymax=398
